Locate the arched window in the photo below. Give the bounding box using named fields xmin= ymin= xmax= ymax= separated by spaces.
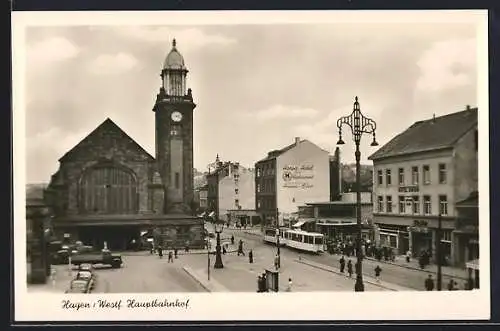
xmin=79 ymin=165 xmax=138 ymax=214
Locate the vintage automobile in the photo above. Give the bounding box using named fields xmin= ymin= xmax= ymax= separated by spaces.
xmin=75 ymin=270 xmax=96 ymax=290
xmin=65 ymin=279 xmax=91 ymax=293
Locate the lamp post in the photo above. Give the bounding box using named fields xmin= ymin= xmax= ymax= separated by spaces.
xmin=207 ymin=240 xmax=212 ymax=280
xmin=276 ymin=208 xmax=281 ymax=269
xmin=214 ymin=222 xmax=224 ymax=269
xmin=436 ymin=213 xmax=443 ymax=291
xmin=336 ymin=96 xmax=378 ymax=292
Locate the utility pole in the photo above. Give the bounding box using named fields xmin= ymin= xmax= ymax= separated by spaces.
xmin=436 ymin=213 xmax=442 ymax=291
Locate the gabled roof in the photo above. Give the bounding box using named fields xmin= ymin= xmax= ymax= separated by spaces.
xmin=257 ymin=139 xmax=330 ymax=163
xmin=368 ymin=107 xmax=477 ymax=161
xmin=59 ymin=118 xmax=154 ymax=162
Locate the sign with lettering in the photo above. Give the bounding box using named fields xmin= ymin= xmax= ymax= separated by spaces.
xmin=398 ymin=185 xmax=419 ymax=193
xmin=282 ymin=164 xmax=314 ymax=189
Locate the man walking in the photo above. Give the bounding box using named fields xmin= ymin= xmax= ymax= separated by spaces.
xmin=347 ymin=260 xmax=353 ymax=278
xmin=249 ymin=250 xmax=254 ymax=263
xmin=168 ymin=251 xmax=174 ymax=263
xmin=339 ymin=255 xmax=346 ymax=273
xmin=374 ymin=265 xmax=382 ymax=282
xmin=425 ymin=274 xmax=435 ymax=291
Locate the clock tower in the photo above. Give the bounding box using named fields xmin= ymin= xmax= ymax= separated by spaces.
xmin=153 ymin=39 xmax=196 ymax=214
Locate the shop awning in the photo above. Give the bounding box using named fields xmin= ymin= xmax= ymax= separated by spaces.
xmin=466 ymin=259 xmax=479 ymax=271
xmin=293 ymin=220 xmax=305 ymax=228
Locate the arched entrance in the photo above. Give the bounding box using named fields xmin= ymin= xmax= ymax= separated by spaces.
xmin=79 ymin=164 xmax=138 ymax=214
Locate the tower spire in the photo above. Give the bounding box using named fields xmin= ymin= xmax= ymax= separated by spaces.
xmin=172 ymin=38 xmax=177 ymax=48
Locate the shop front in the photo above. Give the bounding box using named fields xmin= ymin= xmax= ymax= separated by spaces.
xmin=376 ymin=225 xmax=409 ymax=255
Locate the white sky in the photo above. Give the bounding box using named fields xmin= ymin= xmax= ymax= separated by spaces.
xmin=21 ymin=13 xmax=479 ymax=183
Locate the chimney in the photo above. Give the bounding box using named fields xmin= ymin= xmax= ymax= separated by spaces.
xmin=432 ymin=113 xmax=436 ymax=123
xmin=466 ymin=104 xmax=471 ymax=110
xmin=295 ymin=137 xmax=300 ymax=145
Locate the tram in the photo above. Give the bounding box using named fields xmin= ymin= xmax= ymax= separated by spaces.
xmin=284 ymin=229 xmax=324 ymax=253
xmin=263 ymin=227 xmax=287 ymax=246
xmin=262 ymin=227 xmax=325 ymax=253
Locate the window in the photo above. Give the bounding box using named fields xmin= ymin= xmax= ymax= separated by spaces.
xmin=377 ymin=196 xmax=384 ymax=212
xmin=423 ymin=165 xmax=430 ymax=184
xmin=411 ymin=166 xmax=419 ymax=185
xmin=377 ymin=170 xmax=383 ymax=185
xmin=424 ymin=195 xmax=431 ymax=215
xmin=235 ymin=199 xmax=239 ymax=206
xmin=257 ymin=200 xmax=261 ymax=208
xmin=398 ymin=196 xmax=406 ymax=213
xmin=257 ymin=167 xmax=261 ymax=177
xmin=175 ymin=172 xmax=180 ymax=189
xmin=386 ymin=169 xmax=392 ymax=186
xmin=386 ymin=196 xmax=393 ymax=213
xmin=441 ymin=230 xmax=452 ymax=242
xmin=235 ymin=188 xmax=239 ymax=194
xmin=257 ymin=184 xmax=261 ymax=193
xmin=398 ymin=168 xmax=405 ymax=185
xmin=412 ymin=196 xmax=420 ymax=214
xmin=439 ymin=195 xmax=448 ymax=215
xmin=438 ymin=164 xmax=447 ymax=184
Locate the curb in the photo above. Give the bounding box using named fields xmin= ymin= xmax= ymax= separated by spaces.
xmin=294 ymin=258 xmax=410 ymax=292
xmin=363 ymin=256 xmax=468 ymax=280
xmin=182 ymin=266 xmax=211 ymax=292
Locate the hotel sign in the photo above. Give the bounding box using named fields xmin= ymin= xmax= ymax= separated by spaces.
xmin=282 ymin=164 xmax=314 ymax=189
xmin=398 ymin=185 xmax=419 ymax=193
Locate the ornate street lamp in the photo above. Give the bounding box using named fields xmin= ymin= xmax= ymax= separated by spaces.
xmin=213 ymin=222 xmax=225 ymax=269
xmin=336 ymin=96 xmax=378 ymax=292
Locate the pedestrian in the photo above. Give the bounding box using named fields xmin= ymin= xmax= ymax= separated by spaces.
xmin=374 ymin=265 xmax=382 ymax=282
xmin=261 ymin=273 xmax=267 ymax=292
xmin=339 ymin=255 xmax=346 ymax=273
xmin=168 ymin=251 xmax=174 ymax=263
xmin=231 ymin=235 xmax=235 ymax=245
xmin=257 ymin=275 xmax=263 ymax=292
xmin=249 ymin=250 xmax=254 ymax=264
xmin=174 ymin=248 xmax=178 ymax=259
xmin=347 ymin=260 xmax=353 ymax=278
xmin=405 ymin=250 xmax=411 ymax=263
xmin=274 ymin=254 xmax=280 ymax=270
xmin=425 ymin=274 xmax=435 ymax=291
xmin=158 ymin=246 xmax=163 ymax=258
xmin=50 ymin=267 xmax=56 ymax=287
xmin=222 ymin=245 xmax=227 ymax=255
xmin=238 ymin=240 xmax=245 ymax=256
xmin=286 ymin=278 xmax=293 ymax=292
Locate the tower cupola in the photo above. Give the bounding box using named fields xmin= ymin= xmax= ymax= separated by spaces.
xmin=161 ymin=39 xmax=189 ymax=97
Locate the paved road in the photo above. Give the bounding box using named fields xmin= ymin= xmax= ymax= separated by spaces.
xmin=228 ymin=228 xmax=469 ymax=291
xmin=91 ymin=255 xmax=207 ymax=293
xmin=197 ymin=225 xmax=387 ymax=292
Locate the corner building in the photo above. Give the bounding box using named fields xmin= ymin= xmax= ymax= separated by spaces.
xmin=255 ymin=137 xmax=330 ymax=227
xmin=44 ymin=40 xmax=204 ymax=250
xmin=368 ymin=106 xmax=478 ymax=264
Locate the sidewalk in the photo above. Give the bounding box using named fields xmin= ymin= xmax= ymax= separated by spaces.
xmin=179 ymin=249 xmax=389 ymax=292
xmin=27 ymin=265 xmax=75 ymax=293
xmin=295 ymin=258 xmax=413 ymax=291
xmin=363 ymin=255 xmax=468 ymax=280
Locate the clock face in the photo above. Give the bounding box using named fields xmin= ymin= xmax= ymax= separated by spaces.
xmin=171 ymin=111 xmax=183 ymax=122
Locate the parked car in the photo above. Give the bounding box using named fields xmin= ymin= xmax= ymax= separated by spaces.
xmin=65 ymin=279 xmax=91 ymax=293
xmin=78 ymin=263 xmax=94 ymax=273
xmin=75 ymin=270 xmax=96 ymax=290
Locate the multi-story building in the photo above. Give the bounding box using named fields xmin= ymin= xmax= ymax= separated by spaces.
xmin=368 ymin=106 xmax=478 ymax=264
xmin=298 ymin=192 xmax=373 ymax=239
xmin=198 ymin=184 xmax=208 ymax=212
xmin=329 ymin=147 xmax=342 ymax=201
xmin=255 ymin=137 xmax=330 ymax=227
xmin=206 ymin=157 xmax=256 ymax=223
